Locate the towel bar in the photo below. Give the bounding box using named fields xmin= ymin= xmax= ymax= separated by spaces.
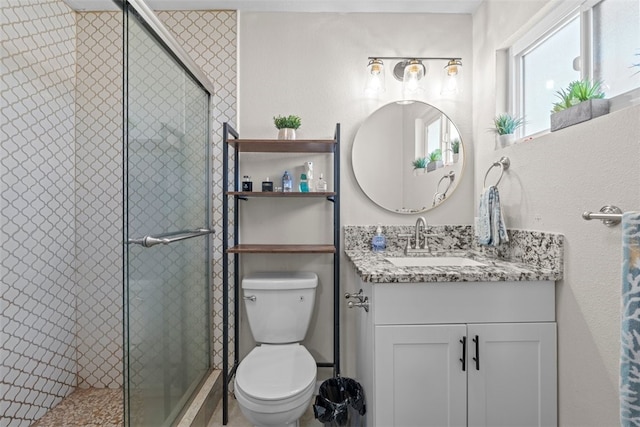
xmin=582 ymin=205 xmax=623 ymax=227
xmin=483 ymin=156 xmax=510 ymax=188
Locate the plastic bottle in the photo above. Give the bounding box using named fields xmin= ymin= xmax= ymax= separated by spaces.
xmin=371 ymin=225 xmax=386 ymax=252
xmin=282 ymin=171 xmax=293 ymax=192
xmin=315 ymin=173 xmax=328 ymax=192
xmin=299 ymin=173 xmax=309 ymax=192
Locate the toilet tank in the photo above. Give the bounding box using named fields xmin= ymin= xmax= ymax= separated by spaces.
xmin=242 ymin=272 xmax=318 ymax=344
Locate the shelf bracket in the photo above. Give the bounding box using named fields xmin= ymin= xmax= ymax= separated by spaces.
xmin=326 ymin=196 xmax=335 ymax=203
xmin=237 ymin=196 xmax=248 ymax=201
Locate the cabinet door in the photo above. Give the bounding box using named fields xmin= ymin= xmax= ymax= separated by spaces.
xmin=467 ymin=323 xmax=557 ymax=427
xmin=375 ymin=324 xmax=467 ymax=427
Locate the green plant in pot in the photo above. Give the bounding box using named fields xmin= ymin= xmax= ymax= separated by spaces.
xmin=273 ymin=115 xmax=301 ymax=140
xmin=412 ymin=157 xmax=428 ymax=175
xmin=492 ymin=113 xmax=524 ymax=148
xmin=426 ymin=149 xmax=443 ymax=172
xmin=550 ymin=79 xmax=608 ymax=131
xmin=451 ymin=138 xmax=461 ymax=163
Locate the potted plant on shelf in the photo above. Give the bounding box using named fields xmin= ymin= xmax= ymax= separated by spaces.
xmin=451 ymin=138 xmax=460 ymax=163
xmin=273 ymin=114 xmax=302 ymax=140
xmin=426 ymin=149 xmax=443 ymax=172
xmin=550 ymin=79 xmax=608 ymax=132
xmin=492 ymin=113 xmax=524 ymax=149
xmin=412 ymin=157 xmax=428 ymax=175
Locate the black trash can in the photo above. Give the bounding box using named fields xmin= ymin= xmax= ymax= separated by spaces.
xmin=313 ymin=377 xmax=366 ymax=426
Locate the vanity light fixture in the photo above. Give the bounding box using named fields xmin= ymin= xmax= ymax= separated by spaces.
xmin=364 ymin=58 xmax=386 ymax=95
xmin=441 ymin=59 xmax=463 ymax=95
xmin=365 ymin=56 xmax=463 ymax=98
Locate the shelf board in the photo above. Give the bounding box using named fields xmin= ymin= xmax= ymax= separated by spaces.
xmin=227 ymin=139 xmax=337 ymax=153
xmin=227 ymin=244 xmax=336 ymax=254
xmin=227 ymin=191 xmax=336 ymax=198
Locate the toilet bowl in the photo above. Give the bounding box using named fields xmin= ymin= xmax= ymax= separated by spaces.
xmin=235 ymin=272 xmax=319 ymax=427
xmin=234 ymin=344 xmax=316 ymax=426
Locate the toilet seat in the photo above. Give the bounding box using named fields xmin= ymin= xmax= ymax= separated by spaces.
xmin=235 ymin=344 xmax=317 ymax=402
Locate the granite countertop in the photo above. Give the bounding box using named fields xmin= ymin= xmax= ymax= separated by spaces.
xmin=345 ymin=249 xmax=563 ymax=283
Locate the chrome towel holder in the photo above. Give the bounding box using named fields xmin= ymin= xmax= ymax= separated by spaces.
xmin=582 ymin=205 xmax=623 ymax=227
xmin=483 ymin=156 xmax=510 ymax=188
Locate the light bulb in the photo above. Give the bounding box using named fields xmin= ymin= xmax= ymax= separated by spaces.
xmin=402 ymin=60 xmax=426 ymax=96
xmin=365 ymin=58 xmax=385 ymax=96
xmin=441 ymin=59 xmax=463 ymax=95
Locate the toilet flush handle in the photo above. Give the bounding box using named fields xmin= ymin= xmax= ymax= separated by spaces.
xmin=243 ymin=295 xmax=256 ymax=302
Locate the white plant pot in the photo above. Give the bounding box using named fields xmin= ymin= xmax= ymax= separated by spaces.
xmin=496 ymin=133 xmax=516 ymax=149
xmin=413 ymin=168 xmax=426 ymax=176
xmin=278 ymin=128 xmax=296 ymax=140
xmin=452 ymin=153 xmax=459 ymax=163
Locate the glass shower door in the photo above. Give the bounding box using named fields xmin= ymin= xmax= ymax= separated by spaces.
xmin=123 ymin=4 xmax=211 ymax=426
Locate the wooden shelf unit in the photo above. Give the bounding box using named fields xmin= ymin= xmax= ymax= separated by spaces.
xmin=227 ymin=138 xmax=336 ymax=153
xmin=227 ymin=244 xmax=336 ymax=254
xmin=226 ymin=191 xmax=336 ymax=198
xmin=221 ymin=123 xmax=341 ymax=426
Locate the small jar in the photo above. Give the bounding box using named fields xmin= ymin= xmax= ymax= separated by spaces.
xmin=261 ymin=177 xmax=273 ymax=192
xmin=242 ymin=175 xmax=253 ymax=192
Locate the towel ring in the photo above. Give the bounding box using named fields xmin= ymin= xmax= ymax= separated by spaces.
xmin=483 ymin=156 xmax=510 ymax=188
xmin=436 ymin=171 xmax=455 ymax=195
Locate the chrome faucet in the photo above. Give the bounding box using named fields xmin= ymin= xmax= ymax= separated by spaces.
xmin=399 ymin=216 xmax=438 ymax=254
xmin=414 ymin=217 xmax=427 ymax=249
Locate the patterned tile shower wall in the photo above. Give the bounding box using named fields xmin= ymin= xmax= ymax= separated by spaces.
xmin=1 ymin=1 xmax=77 ymax=425
xmin=75 ymin=11 xmax=123 ymax=389
xmin=157 ymin=10 xmax=238 ymax=370
xmin=1 ymin=5 xmax=236 ymax=424
xmin=74 ymin=10 xmax=237 ymax=387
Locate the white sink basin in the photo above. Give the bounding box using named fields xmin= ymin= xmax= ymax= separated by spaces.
xmin=385 ymin=256 xmax=486 ymax=267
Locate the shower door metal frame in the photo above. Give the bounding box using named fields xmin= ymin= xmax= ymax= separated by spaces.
xmin=118 ymin=0 xmax=216 ymax=425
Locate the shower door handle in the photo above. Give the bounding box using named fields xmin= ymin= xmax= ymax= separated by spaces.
xmin=128 ymin=228 xmax=214 ymax=248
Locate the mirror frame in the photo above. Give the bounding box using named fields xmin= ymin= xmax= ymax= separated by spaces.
xmin=351 ymin=101 xmax=466 ymax=214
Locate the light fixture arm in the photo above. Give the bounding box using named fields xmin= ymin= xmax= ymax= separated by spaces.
xmin=368 ymin=56 xmax=462 ymax=61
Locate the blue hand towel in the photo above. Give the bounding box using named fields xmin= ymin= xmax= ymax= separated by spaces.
xmin=621 ymin=211 xmax=640 ymax=427
xmin=476 ymin=186 xmax=508 ymax=247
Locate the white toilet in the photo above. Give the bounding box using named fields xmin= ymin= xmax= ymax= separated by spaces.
xmin=234 ymin=271 xmax=318 ymax=427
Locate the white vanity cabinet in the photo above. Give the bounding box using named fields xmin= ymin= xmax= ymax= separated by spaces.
xmin=354 ymin=278 xmax=557 ymax=427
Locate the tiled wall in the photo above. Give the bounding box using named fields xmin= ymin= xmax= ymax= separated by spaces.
xmin=75 ymin=11 xmax=124 ymax=389
xmin=1 ymin=1 xmax=77 ymax=425
xmin=156 ymin=10 xmax=238 ymax=370
xmin=2 ymin=3 xmax=237 ymax=425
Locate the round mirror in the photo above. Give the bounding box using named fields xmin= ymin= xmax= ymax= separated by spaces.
xmin=352 ymin=101 xmax=465 ymax=213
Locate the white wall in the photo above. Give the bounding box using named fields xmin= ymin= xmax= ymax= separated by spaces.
xmin=238 ymin=12 xmax=473 ymax=377
xmin=473 ymin=1 xmax=640 ymax=425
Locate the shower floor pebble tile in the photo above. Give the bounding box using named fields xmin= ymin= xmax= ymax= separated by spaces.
xmin=31 ymin=388 xmax=123 ymax=427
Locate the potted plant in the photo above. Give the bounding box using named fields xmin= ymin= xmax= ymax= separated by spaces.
xmin=273 ymin=114 xmax=301 ymax=140
xmin=412 ymin=157 xmax=428 ymax=175
xmin=492 ymin=113 xmax=524 ymax=148
xmin=451 ymin=138 xmax=460 ymax=163
xmin=426 ymin=149 xmax=443 ymax=172
xmin=550 ymin=79 xmax=608 ymax=132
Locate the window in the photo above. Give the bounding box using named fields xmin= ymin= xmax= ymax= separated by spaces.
xmin=510 ymin=0 xmax=640 ymax=137
xmin=593 ymin=0 xmax=640 ymax=98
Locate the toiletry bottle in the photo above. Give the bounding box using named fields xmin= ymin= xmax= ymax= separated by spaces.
xmin=282 ymin=171 xmax=293 ymax=192
xmin=261 ymin=177 xmax=273 ymax=192
xmin=371 ymin=225 xmax=386 ymax=252
xmin=315 ymin=173 xmax=328 ymax=192
xmin=242 ymin=175 xmax=253 ymax=192
xmin=299 ymin=173 xmax=309 ymax=192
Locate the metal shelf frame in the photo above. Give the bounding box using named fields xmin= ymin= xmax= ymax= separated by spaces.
xmin=221 ymin=123 xmax=341 ymax=425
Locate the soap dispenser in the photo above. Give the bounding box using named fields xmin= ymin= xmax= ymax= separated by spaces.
xmin=371 ymin=224 xmax=386 ymax=253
